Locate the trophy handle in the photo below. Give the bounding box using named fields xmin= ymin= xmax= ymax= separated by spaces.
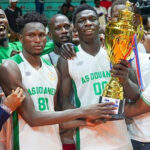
xmin=135 ymin=14 xmax=144 ymax=42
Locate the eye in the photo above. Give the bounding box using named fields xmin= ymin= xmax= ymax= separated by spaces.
xmin=39 ymin=33 xmax=46 ymax=38
xmin=90 ymin=16 xmax=97 ymax=21
xmin=77 ymin=19 xmax=85 ymax=24
xmin=28 ymin=33 xmax=35 ymax=38
xmin=0 ymin=15 xmax=5 ymax=19
xmin=55 ymin=26 xmax=60 ymax=31
xmin=64 ymin=25 xmax=71 ymax=30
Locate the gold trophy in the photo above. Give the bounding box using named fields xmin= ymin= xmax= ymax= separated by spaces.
xmin=100 ymin=1 xmax=144 ymax=119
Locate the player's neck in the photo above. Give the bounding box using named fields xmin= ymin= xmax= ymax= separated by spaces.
xmin=54 ymin=44 xmax=61 ymax=55
xmin=0 ymin=38 xmax=8 ymax=47
xmin=80 ymin=38 xmax=101 ymax=56
xmin=22 ymin=51 xmax=42 ymax=70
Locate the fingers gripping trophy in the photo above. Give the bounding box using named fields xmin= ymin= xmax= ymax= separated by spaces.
xmin=100 ymin=1 xmax=144 ymax=119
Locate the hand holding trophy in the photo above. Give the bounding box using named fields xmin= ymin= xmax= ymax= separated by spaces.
xmin=100 ymin=1 xmax=144 ymax=120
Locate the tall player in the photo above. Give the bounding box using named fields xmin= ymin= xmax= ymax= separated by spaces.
xmin=58 ymin=4 xmax=140 ymax=150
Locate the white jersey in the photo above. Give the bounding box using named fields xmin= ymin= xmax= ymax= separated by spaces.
xmin=43 ymin=51 xmax=60 ymax=67
xmin=68 ymin=45 xmax=132 ymax=150
xmin=128 ymin=53 xmax=150 ymax=142
xmin=9 ymin=53 xmax=62 ymax=150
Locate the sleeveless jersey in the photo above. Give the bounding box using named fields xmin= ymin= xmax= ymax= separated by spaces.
xmin=128 ymin=53 xmax=150 ymax=142
xmin=9 ymin=53 xmax=62 ymax=150
xmin=68 ymin=45 xmax=132 ymax=150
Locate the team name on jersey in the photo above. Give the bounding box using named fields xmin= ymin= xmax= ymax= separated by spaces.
xmin=81 ymin=70 xmax=111 ymax=84
xmin=28 ymin=86 xmax=56 ymax=96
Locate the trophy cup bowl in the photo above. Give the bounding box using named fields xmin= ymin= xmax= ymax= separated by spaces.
xmin=101 ymin=1 xmax=144 ymax=119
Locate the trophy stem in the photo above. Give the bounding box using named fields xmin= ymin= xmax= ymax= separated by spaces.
xmin=102 ymin=77 xmax=124 ymax=100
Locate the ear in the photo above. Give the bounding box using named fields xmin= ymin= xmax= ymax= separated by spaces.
xmin=18 ymin=33 xmax=23 ymax=43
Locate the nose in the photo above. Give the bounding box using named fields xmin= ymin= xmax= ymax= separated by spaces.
xmin=0 ymin=19 xmax=3 ymax=24
xmin=84 ymin=19 xmax=92 ymax=27
xmin=34 ymin=35 xmax=41 ymax=42
xmin=61 ymin=27 xmax=68 ymax=34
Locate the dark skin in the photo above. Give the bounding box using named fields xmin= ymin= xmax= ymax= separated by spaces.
xmin=57 ymin=10 xmax=101 ymax=112
xmin=58 ymin=9 xmax=140 ymax=124
xmin=0 ymin=9 xmax=20 ymax=56
xmin=48 ymin=14 xmax=117 ymax=127
xmin=10 ymin=2 xmax=17 ymax=10
xmin=125 ymin=94 xmax=150 ymax=118
xmin=0 ymin=21 xmax=116 ymax=128
xmin=0 ymin=9 xmax=9 ymax=47
xmin=49 ymin=14 xmax=76 ymax=59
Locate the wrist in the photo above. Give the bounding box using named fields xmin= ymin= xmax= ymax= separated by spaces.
xmin=77 ymin=107 xmax=86 ymax=118
xmin=0 ymin=104 xmax=12 ymax=114
xmin=122 ymin=78 xmax=130 ymax=87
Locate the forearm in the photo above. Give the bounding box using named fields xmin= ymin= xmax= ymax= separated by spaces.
xmin=123 ymin=79 xmax=140 ymax=101
xmin=19 ymin=108 xmax=85 ymax=127
xmin=60 ymin=120 xmax=86 ymax=129
xmin=125 ymin=96 xmax=150 ymax=118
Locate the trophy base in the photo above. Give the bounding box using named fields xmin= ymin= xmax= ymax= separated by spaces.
xmin=111 ymin=114 xmax=125 ymax=120
xmin=99 ymin=96 xmax=125 ymax=120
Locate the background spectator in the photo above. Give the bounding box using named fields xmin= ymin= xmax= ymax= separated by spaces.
xmin=58 ymin=3 xmax=74 ymax=22
xmin=63 ymin=0 xmax=73 ymax=8
xmin=94 ymin=0 xmax=107 ymax=27
xmin=80 ymin=0 xmax=87 ymax=5
xmin=5 ymin=0 xmax=22 ymax=41
xmin=100 ymin=0 xmax=112 ymax=10
xmin=35 ymin=0 xmax=45 ymax=14
xmin=5 ymin=0 xmax=22 ymax=33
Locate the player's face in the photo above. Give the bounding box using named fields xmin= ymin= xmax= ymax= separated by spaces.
xmin=20 ymin=22 xmax=46 ymax=56
xmin=50 ymin=15 xmax=72 ymax=47
xmin=0 ymin=9 xmax=8 ymax=40
xmin=75 ymin=10 xmax=99 ymax=42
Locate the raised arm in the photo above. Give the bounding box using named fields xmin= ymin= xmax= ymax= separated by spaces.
xmin=111 ymin=60 xmax=140 ymax=100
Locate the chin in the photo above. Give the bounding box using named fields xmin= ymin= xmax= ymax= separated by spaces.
xmin=33 ymin=51 xmax=43 ymax=56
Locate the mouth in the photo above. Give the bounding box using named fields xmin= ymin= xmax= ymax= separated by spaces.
xmin=34 ymin=45 xmax=43 ymax=50
xmin=61 ymin=36 xmax=69 ymax=40
xmin=84 ymin=29 xmax=95 ymax=33
xmin=0 ymin=25 xmax=7 ymax=38
xmin=84 ymin=28 xmax=95 ymax=35
xmin=0 ymin=25 xmax=6 ymax=32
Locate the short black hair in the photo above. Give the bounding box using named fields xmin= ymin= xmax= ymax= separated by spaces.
xmin=72 ymin=4 xmax=98 ymax=24
xmin=61 ymin=3 xmax=68 ymax=10
xmin=16 ymin=12 xmax=48 ymax=33
xmin=48 ymin=14 xmax=70 ymax=31
xmin=111 ymin=0 xmax=127 ymax=16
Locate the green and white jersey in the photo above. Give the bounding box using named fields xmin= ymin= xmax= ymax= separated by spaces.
xmin=9 ymin=53 xmax=62 ymax=150
xmin=128 ymin=53 xmax=150 ymax=142
xmin=68 ymin=45 xmax=132 ymax=150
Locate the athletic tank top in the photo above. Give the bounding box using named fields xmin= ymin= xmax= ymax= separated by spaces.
xmin=68 ymin=45 xmax=133 ymax=150
xmin=128 ymin=53 xmax=150 ymax=142
xmin=9 ymin=53 xmax=62 ymax=150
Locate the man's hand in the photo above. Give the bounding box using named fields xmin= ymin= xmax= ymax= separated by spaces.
xmin=81 ymin=102 xmax=117 ymax=120
xmin=111 ymin=60 xmax=129 ymax=85
xmin=60 ymin=43 xmax=76 ymax=60
xmin=3 ymin=87 xmax=25 ymax=112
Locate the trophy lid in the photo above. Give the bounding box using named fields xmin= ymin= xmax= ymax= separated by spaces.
xmin=118 ymin=1 xmax=134 ymax=22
